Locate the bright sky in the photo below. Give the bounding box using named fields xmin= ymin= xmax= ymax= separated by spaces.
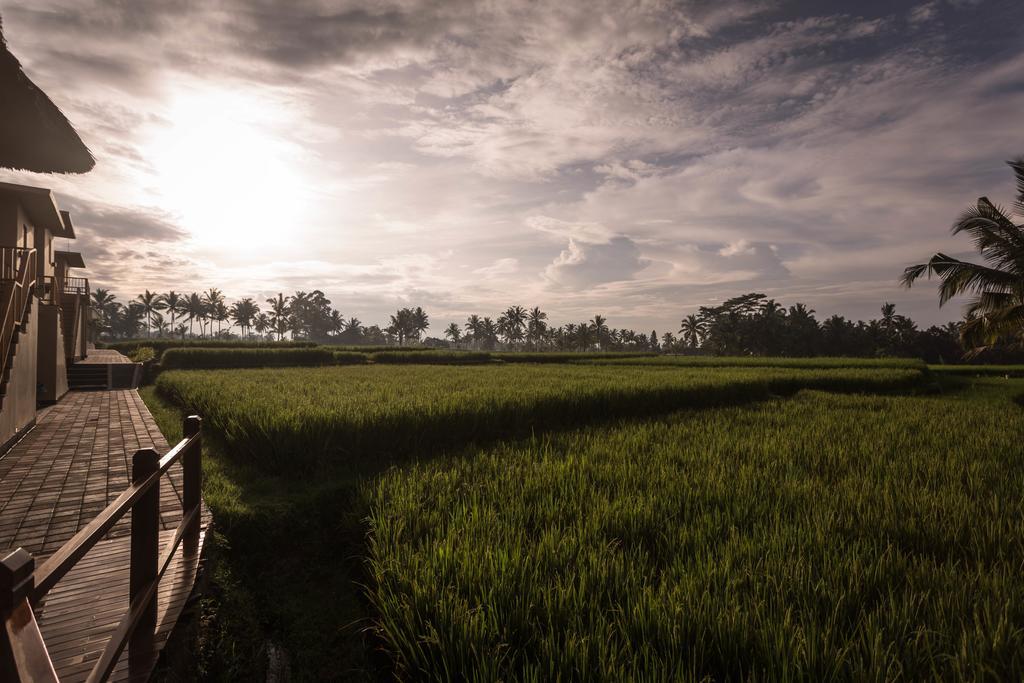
xmin=1 ymin=0 xmax=1022 ymax=333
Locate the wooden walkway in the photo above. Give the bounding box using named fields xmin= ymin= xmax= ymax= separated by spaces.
xmin=0 ymin=389 xmax=208 ymax=682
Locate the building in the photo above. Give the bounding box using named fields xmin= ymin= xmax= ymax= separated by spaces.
xmin=0 ymin=17 xmax=94 ymax=450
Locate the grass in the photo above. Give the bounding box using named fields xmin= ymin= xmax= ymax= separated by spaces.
xmin=155 ymin=364 xmax=925 ymax=474
xmin=370 ymin=350 xmax=492 ymax=364
xmin=365 ymin=379 xmax=1024 ymax=680
xmin=576 ymin=355 xmax=927 ymax=369
xmin=142 ymin=361 xmax=1024 ymax=680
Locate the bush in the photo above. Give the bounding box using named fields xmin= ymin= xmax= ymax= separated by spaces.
xmin=161 ymin=347 xmax=335 ymax=369
xmin=370 ymin=350 xmax=492 ymax=364
xmin=127 ymin=346 xmax=156 ymax=363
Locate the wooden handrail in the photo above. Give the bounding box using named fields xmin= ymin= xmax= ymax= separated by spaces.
xmin=0 ymin=249 xmax=36 ymax=388
xmin=0 ymin=415 xmax=204 ymax=683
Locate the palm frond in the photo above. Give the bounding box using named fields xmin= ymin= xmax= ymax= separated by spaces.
xmin=1010 ymin=157 xmax=1024 ymax=217
xmin=952 ymin=198 xmax=1024 ymax=272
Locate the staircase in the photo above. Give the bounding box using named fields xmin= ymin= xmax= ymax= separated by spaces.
xmin=0 ymin=294 xmax=33 ymax=410
xmin=67 ymin=363 xmax=108 ymax=391
xmin=0 ymin=248 xmax=37 ymax=411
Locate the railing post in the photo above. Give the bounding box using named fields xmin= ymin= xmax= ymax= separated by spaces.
xmin=1 ymin=549 xmax=57 ymax=683
xmin=129 ymin=447 xmax=160 ymax=673
xmin=182 ymin=415 xmax=203 ymax=553
xmin=0 ymin=549 xmax=34 ymax=616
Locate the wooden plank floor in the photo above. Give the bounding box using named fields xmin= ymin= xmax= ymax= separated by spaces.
xmin=0 ymin=389 xmax=209 ymax=682
xmin=75 ymin=349 xmax=135 ymax=365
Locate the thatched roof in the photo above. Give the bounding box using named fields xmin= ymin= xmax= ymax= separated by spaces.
xmin=0 ymin=17 xmax=94 ymax=174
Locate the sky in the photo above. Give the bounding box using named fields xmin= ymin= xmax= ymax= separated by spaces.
xmin=1 ymin=0 xmax=1023 ymax=335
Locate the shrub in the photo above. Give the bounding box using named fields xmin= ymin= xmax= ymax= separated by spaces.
xmin=127 ymin=346 xmax=156 ymax=363
xmin=161 ymin=347 xmax=335 ymax=369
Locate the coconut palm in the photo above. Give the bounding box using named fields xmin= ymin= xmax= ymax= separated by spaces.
xmin=591 ymin=314 xmax=609 ymax=349
xmin=444 ymin=322 xmax=462 ymax=344
xmin=136 ymin=289 xmax=164 ymax=338
xmin=411 ymin=306 xmax=429 ymax=341
xmin=184 ymin=292 xmax=206 ymax=338
xmin=163 ymin=291 xmax=183 ymax=332
xmin=253 ymin=312 xmax=271 ymax=340
xmin=230 ymin=297 xmax=259 ymax=338
xmin=902 ymin=158 xmax=1024 ymax=352
xmin=464 ymin=314 xmax=483 ymax=346
xmin=678 ymin=314 xmax=706 ymax=349
xmin=526 ymin=306 xmax=548 ymax=347
xmin=266 ymin=293 xmax=291 ymax=341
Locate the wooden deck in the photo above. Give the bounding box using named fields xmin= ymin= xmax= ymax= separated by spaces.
xmin=75 ymin=349 xmax=134 ymax=365
xmin=0 ymin=389 xmax=208 ymax=682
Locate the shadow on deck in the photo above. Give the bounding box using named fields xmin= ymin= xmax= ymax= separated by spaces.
xmin=0 ymin=389 xmax=209 ymax=682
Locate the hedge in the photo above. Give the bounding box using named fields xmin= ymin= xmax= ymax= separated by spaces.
xmin=369 ymin=351 xmax=493 ymax=364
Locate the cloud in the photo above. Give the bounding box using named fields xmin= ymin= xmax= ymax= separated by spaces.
xmin=1 ymin=0 xmax=1023 ymax=333
xmin=545 ymin=236 xmax=649 ymax=288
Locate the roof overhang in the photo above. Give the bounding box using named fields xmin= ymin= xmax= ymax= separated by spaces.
xmin=56 ymin=210 xmax=75 ymax=238
xmin=0 ymin=181 xmax=64 ymax=234
xmin=0 ymin=19 xmax=95 ymax=174
xmin=55 ymin=250 xmax=85 ymax=269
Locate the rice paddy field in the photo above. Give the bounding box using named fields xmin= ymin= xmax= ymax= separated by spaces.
xmin=143 ymin=359 xmax=1024 ymax=681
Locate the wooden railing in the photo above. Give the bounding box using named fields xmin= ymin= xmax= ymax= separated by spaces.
xmin=0 ymin=415 xmax=203 ymax=683
xmin=63 ymin=276 xmax=89 ymax=297
xmin=0 ymin=248 xmax=36 ymax=385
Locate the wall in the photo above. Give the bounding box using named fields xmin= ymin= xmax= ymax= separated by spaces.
xmin=0 ymin=299 xmax=38 ymax=450
xmin=37 ymin=303 xmax=68 ymax=403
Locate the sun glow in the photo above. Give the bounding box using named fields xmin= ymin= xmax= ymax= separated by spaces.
xmin=146 ymin=86 xmax=311 ymax=251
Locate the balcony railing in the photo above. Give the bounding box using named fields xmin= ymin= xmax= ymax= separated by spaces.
xmin=0 ymin=247 xmax=34 ymax=281
xmin=63 ymin=276 xmax=89 ymax=296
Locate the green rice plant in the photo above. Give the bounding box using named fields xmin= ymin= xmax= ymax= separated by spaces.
xmin=332 ymin=351 xmax=370 ymax=365
xmin=928 ymin=364 xmax=1024 ymax=377
xmin=160 ymin=347 xmax=335 ymax=369
xmin=99 ymin=338 xmax=318 ymax=360
xmin=370 ymin=350 xmax=493 ymax=364
xmin=493 ymin=351 xmax=657 ymax=363
xmin=365 ymin=379 xmax=1024 ymax=680
xmin=157 ymin=364 xmax=925 ymax=474
xmin=576 ymin=355 xmax=927 ymax=369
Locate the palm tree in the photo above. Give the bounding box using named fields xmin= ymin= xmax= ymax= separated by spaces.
xmin=444 ymin=322 xmax=462 ymax=345
xmin=591 ymin=314 xmax=609 ymax=349
xmin=576 ymin=322 xmax=596 ymax=351
xmin=328 ymin=310 xmax=345 ymax=337
xmin=411 ymin=306 xmax=429 ymax=341
xmin=184 ymin=292 xmax=205 ymax=338
xmin=163 ymin=291 xmax=183 ymax=332
xmin=266 ymin=293 xmax=290 ymax=341
xmin=253 ymin=312 xmax=271 ymax=340
xmin=678 ymin=314 xmax=706 ymax=349
xmin=527 ymin=306 xmax=548 ymax=348
xmin=464 ymin=315 xmax=483 ymax=347
xmin=230 ymin=298 xmax=259 ymax=338
xmin=902 ymin=158 xmax=1024 ymax=352
xmin=90 ymin=288 xmax=117 ymax=339
xmin=136 ymin=290 xmax=164 ymax=338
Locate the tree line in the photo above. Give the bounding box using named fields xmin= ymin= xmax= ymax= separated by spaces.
xmin=90 ymin=158 xmax=1024 ymax=362
xmin=90 ymin=287 xmax=1020 ymax=362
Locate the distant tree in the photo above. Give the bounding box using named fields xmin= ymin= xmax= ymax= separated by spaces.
xmin=266 ymin=293 xmax=291 ymax=341
xmin=679 ymin=314 xmax=706 ymax=349
xmin=527 ymin=307 xmax=548 ymax=347
xmin=136 ymin=290 xmax=164 ymax=338
xmin=444 ymin=322 xmax=462 ymax=344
